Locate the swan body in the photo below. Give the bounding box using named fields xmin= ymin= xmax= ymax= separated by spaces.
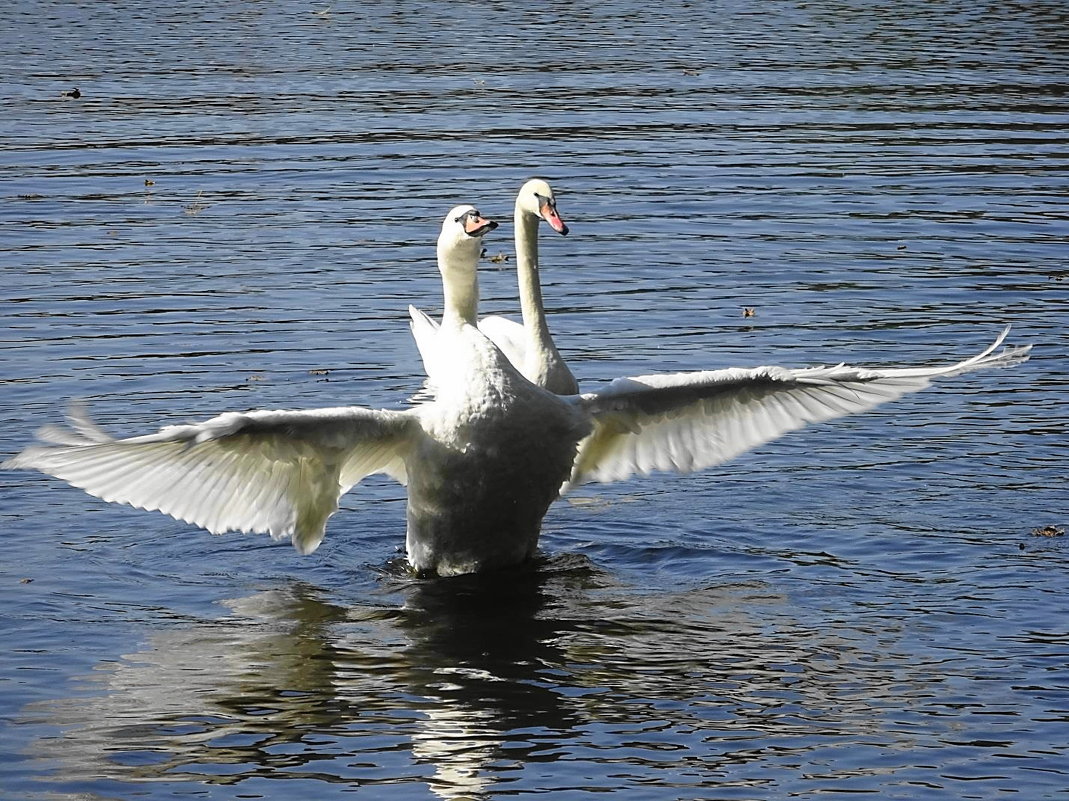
xmin=401 ymin=208 xmax=589 ymax=572
xmin=413 ymin=178 xmax=578 ymax=395
xmin=3 ymin=206 xmax=1033 ymax=576
xmin=404 ymin=323 xmax=587 ymax=572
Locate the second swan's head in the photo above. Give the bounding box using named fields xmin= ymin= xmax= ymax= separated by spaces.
xmin=516 ymin=178 xmax=569 ymax=236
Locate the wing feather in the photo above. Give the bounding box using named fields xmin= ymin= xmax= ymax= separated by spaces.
xmin=410 ymin=308 xmax=528 ymax=401
xmin=566 ymin=329 xmax=1031 ymax=489
xmin=409 ymin=305 xmax=441 ymax=382
xmin=4 ymin=404 xmax=417 ymax=553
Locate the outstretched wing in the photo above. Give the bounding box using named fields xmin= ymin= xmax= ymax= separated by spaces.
xmin=4 ymin=403 xmax=417 ymax=554
xmin=566 ymin=328 xmax=1031 ymax=489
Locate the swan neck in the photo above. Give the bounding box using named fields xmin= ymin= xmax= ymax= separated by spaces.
xmin=439 ymin=249 xmax=479 ymax=327
xmin=514 ymin=207 xmax=553 ymax=343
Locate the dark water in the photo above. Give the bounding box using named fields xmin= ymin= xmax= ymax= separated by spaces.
xmin=2 ymin=1 xmax=1067 ymax=799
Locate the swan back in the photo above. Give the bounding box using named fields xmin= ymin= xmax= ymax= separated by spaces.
xmin=404 ymin=208 xmax=590 ymax=574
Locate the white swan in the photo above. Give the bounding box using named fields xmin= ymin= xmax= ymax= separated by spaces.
xmin=412 ymin=178 xmax=578 ymax=395
xmin=3 ymin=206 xmax=1032 ymax=577
xmin=480 ymin=177 xmax=578 ymax=394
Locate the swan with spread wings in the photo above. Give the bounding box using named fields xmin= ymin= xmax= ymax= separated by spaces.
xmin=4 ymin=206 xmax=1032 ymax=576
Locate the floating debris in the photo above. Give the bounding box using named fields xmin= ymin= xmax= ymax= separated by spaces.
xmin=742 ymin=307 xmax=756 ymax=318
xmin=183 ymin=190 xmax=207 ymax=215
xmin=308 ymin=369 xmax=330 ymax=376
xmin=144 ymin=179 xmax=155 ymax=187
xmin=1031 ymin=525 xmax=1065 ymax=537
xmin=488 ymin=252 xmax=510 ymax=263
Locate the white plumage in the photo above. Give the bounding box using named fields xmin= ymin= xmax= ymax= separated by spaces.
xmin=3 ymin=203 xmax=1033 ymax=576
xmin=565 ymin=327 xmax=1027 ymax=489
xmin=413 ymin=178 xmax=578 ymax=395
xmin=15 ymin=404 xmax=412 ymax=555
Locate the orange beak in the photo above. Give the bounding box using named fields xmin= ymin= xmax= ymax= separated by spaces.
xmin=539 ymin=200 xmax=569 ymax=236
xmin=463 ymin=213 xmax=498 ymax=237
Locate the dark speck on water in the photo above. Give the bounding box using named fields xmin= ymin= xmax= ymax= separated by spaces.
xmin=1 ymin=0 xmax=1067 ymax=799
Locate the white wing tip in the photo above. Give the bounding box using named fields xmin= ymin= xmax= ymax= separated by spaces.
xmin=2 ymin=447 xmax=42 ymax=470
xmin=4 ymin=402 xmax=115 ymax=469
xmin=942 ymin=326 xmax=1032 ymax=376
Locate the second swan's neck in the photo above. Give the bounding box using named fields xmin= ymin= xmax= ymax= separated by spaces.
xmin=515 ymin=206 xmax=578 ymax=394
xmin=515 ymin=208 xmax=549 ymax=338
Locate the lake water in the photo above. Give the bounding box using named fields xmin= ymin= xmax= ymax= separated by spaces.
xmin=1 ymin=1 xmax=1067 ymax=798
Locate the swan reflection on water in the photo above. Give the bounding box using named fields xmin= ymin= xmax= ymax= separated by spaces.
xmin=20 ymin=555 xmax=929 ymax=799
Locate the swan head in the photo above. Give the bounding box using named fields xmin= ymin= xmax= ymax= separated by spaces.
xmin=438 ymin=205 xmax=498 ymax=268
xmin=517 ymin=178 xmax=569 ymax=236
xmin=439 ymin=204 xmax=498 ymax=247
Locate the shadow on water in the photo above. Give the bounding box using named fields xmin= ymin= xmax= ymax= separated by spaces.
xmin=19 ymin=554 xmax=886 ymax=799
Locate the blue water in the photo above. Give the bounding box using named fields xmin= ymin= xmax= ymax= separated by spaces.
xmin=1 ymin=1 xmax=1067 ymax=798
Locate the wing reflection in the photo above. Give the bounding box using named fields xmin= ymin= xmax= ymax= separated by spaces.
xmin=21 ymin=562 xmax=884 ymax=798
xmin=21 ymin=564 xmax=596 ymax=798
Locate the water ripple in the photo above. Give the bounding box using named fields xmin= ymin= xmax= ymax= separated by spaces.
xmin=2 ymin=0 xmax=1067 ymax=798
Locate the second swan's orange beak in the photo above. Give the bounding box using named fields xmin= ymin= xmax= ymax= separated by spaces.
xmin=538 ymin=198 xmax=569 ymax=236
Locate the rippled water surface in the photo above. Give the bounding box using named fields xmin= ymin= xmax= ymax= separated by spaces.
xmin=2 ymin=1 xmax=1067 ymax=799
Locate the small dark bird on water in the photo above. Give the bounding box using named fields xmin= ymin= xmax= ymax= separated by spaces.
xmin=64 ymin=87 xmax=81 ymax=99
